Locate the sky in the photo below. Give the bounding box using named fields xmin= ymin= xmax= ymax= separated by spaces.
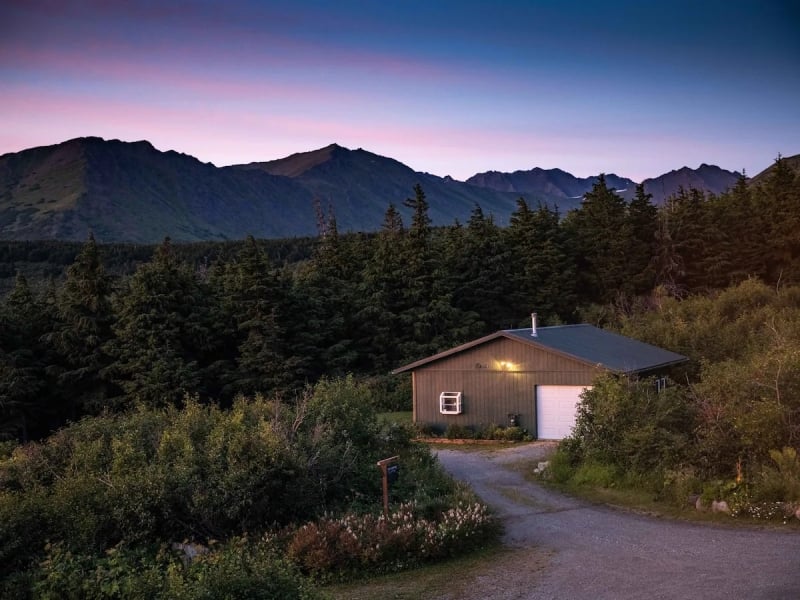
xmin=1 ymin=0 xmax=798 ymax=181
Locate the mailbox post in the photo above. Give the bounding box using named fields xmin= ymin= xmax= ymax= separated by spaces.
xmin=376 ymin=455 xmax=399 ymax=517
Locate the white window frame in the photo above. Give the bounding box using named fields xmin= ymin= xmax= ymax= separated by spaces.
xmin=439 ymin=391 xmax=463 ymax=414
xmin=656 ymin=377 xmax=668 ymax=393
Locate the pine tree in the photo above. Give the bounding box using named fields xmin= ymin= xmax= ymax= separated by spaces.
xmin=448 ymin=204 xmax=514 ymax=329
xmin=506 ymin=199 xmax=576 ymax=323
xmin=355 ymin=204 xmax=408 ymax=371
xmin=397 ymin=185 xmax=480 ymax=360
xmin=756 ymin=156 xmax=800 ymax=284
xmin=226 ymin=235 xmax=298 ymax=396
xmin=0 ymin=274 xmax=51 ymax=441
xmin=563 ymin=175 xmax=632 ymax=304
xmin=626 ymin=184 xmax=658 ymax=295
xmin=46 ymin=233 xmax=116 ymax=417
xmin=107 ymin=238 xmax=210 ymax=407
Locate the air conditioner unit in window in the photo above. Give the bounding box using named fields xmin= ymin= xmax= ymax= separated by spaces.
xmin=439 ymin=391 xmax=462 ymax=414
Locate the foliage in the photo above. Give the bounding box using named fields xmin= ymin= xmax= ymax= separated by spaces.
xmin=565 ymin=375 xmax=695 ymax=474
xmin=0 ymin=378 xmax=416 ymax=578
xmin=26 ymin=537 xmax=321 ymax=600
xmin=286 ymin=498 xmax=498 ymax=580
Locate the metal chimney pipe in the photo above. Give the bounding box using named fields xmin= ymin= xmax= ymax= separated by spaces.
xmin=531 ymin=312 xmax=538 ymax=337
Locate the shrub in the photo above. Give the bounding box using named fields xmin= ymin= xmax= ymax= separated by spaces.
xmin=661 ymin=466 xmax=702 ymax=506
xmin=571 ymin=461 xmax=619 ymax=488
xmin=30 ymin=537 xmax=321 ymax=600
xmin=286 ymin=499 xmax=498 ymax=579
xmin=566 ymin=375 xmax=695 ymax=474
xmin=0 ymin=378 xmax=413 ymax=575
xmin=444 ymin=423 xmax=473 ymax=440
xmin=542 ymin=447 xmax=576 ymax=484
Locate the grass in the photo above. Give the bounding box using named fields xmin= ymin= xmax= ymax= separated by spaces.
xmin=324 ymin=543 xmax=549 ymax=600
xmin=378 ymin=411 xmax=413 ymax=426
xmin=515 ymin=460 xmax=800 ymax=528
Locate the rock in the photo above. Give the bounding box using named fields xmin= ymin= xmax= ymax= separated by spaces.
xmin=712 ymin=500 xmax=731 ymax=514
xmin=171 ymin=542 xmax=209 ymax=565
xmin=695 ymin=496 xmax=706 ymax=512
xmin=795 ymin=506 xmax=800 ymax=521
xmin=533 ymin=461 xmax=550 ymax=476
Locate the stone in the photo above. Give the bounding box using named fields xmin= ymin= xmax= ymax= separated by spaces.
xmin=695 ymin=496 xmax=706 ymax=511
xmin=171 ymin=542 xmax=209 ymax=565
xmin=711 ymin=500 xmax=731 ymax=514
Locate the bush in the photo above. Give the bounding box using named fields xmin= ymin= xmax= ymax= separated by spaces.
xmin=0 ymin=378 xmax=414 ymax=575
xmin=661 ymin=466 xmax=702 ymax=506
xmin=30 ymin=537 xmax=321 ymax=600
xmin=566 ymin=375 xmax=695 ymax=474
xmin=286 ymin=499 xmax=498 ymax=579
xmin=571 ymin=461 xmax=619 ymax=488
xmin=542 ymin=447 xmax=576 ymax=484
xmin=444 ymin=423 xmax=473 ymax=440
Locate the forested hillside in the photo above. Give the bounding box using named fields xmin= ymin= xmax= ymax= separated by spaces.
xmin=1 ymin=157 xmax=798 ymax=442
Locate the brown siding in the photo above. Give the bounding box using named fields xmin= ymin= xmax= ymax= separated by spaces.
xmin=413 ymin=338 xmax=603 ymax=433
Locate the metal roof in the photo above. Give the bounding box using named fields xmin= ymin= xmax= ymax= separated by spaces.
xmin=392 ymin=324 xmax=688 ymax=375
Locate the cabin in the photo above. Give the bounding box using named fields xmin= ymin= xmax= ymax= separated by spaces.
xmin=392 ymin=319 xmax=688 ymax=439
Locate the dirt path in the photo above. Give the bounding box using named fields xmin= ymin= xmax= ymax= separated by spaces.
xmin=435 ymin=443 xmax=800 ymax=600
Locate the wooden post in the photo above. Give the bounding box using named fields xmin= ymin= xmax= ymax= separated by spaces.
xmin=376 ymin=455 xmax=399 ymax=517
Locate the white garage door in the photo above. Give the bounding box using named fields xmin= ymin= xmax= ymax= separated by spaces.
xmin=536 ymin=385 xmax=590 ymax=440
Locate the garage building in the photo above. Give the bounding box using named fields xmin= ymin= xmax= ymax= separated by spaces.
xmin=392 ymin=321 xmax=688 ymax=440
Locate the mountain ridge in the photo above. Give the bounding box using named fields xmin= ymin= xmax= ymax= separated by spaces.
xmin=0 ymin=137 xmax=789 ymax=243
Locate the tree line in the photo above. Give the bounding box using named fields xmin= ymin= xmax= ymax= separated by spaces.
xmin=1 ymin=158 xmax=798 ymax=441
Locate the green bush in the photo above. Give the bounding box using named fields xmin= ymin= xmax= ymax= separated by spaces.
xmin=661 ymin=466 xmax=702 ymax=506
xmin=750 ymin=447 xmax=800 ymax=502
xmin=571 ymin=461 xmax=619 ymax=488
xmin=542 ymin=447 xmax=576 ymax=484
xmin=444 ymin=423 xmax=473 ymax=440
xmin=363 ymin=374 xmax=412 ymax=412
xmin=0 ymin=377 xmax=416 ymax=576
xmin=30 ymin=538 xmax=321 ymax=600
xmin=566 ymin=375 xmax=695 ymax=474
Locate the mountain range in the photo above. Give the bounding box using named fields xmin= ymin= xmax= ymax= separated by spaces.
xmin=0 ymin=137 xmax=766 ymax=243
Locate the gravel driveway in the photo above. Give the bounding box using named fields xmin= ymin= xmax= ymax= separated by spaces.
xmin=435 ymin=443 xmax=800 ymax=600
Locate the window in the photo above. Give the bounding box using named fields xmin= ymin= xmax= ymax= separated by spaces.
xmin=656 ymin=377 xmax=668 ymax=393
xmin=439 ymin=391 xmax=462 ymax=414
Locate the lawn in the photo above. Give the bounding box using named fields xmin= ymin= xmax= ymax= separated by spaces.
xmin=378 ymin=411 xmax=413 ymax=426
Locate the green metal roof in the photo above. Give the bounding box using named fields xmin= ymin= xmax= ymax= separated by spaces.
xmin=503 ymin=324 xmax=688 ymax=374
xmin=392 ymin=324 xmax=688 ymax=375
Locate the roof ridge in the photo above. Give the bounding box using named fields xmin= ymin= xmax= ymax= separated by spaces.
xmin=504 ymin=323 xmax=589 ymax=332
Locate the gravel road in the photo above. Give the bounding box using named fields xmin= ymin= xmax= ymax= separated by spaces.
xmin=435 ymin=443 xmax=800 ymax=600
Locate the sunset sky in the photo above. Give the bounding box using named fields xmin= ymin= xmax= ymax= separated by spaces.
xmin=1 ymin=0 xmax=798 ymax=181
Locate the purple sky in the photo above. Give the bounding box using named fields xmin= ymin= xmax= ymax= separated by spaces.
xmin=1 ymin=0 xmax=798 ymax=181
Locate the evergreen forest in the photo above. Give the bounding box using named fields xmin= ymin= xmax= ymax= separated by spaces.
xmin=1 ymin=158 xmax=799 ymax=442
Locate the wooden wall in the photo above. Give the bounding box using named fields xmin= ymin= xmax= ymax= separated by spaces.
xmin=412 ymin=337 xmax=603 ymax=433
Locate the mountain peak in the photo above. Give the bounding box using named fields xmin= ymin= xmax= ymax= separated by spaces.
xmin=238 ymin=143 xmax=346 ymax=177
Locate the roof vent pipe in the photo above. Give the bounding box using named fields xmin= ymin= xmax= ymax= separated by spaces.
xmin=531 ymin=312 xmax=538 ymax=337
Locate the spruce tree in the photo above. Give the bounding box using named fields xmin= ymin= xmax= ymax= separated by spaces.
xmin=506 ymin=199 xmax=576 ymax=323
xmin=0 ymin=274 xmax=51 ymax=440
xmin=46 ymin=233 xmax=115 ymax=417
xmin=107 ymin=238 xmax=210 ymax=407
xmin=226 ymin=235 xmax=298 ymax=396
xmin=626 ymin=184 xmax=658 ymax=295
xmin=563 ymin=175 xmax=632 ymax=304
